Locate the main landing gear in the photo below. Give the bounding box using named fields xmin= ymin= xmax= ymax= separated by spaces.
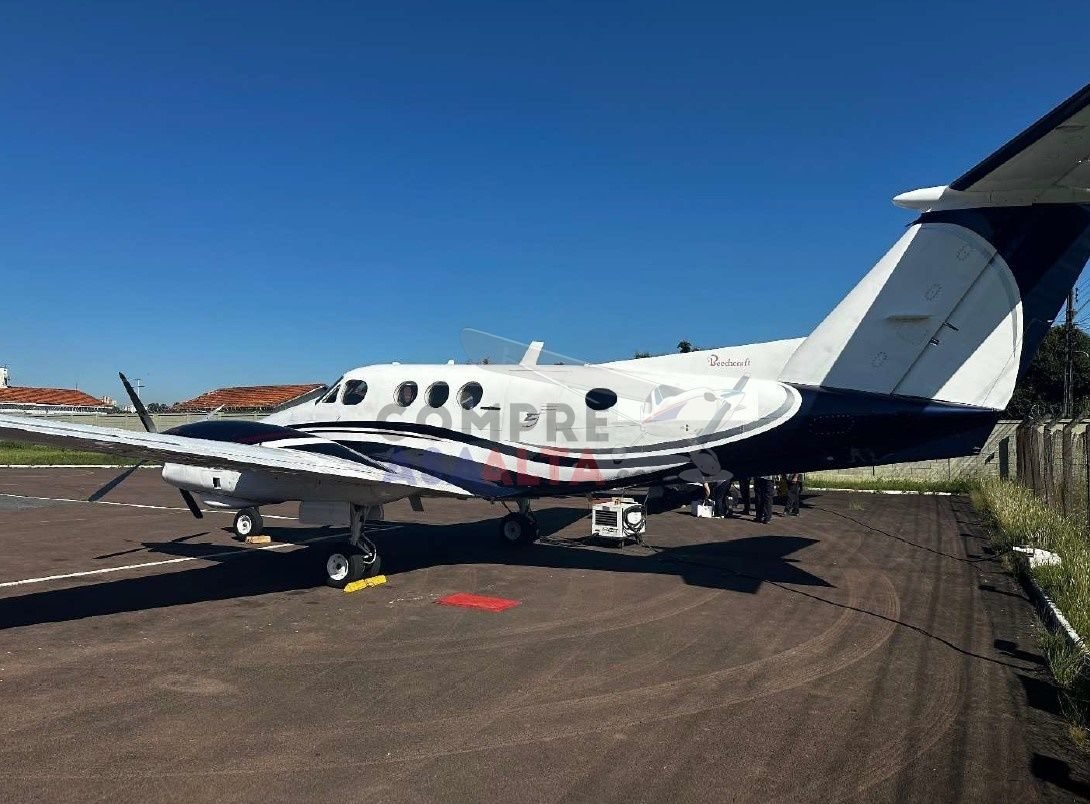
xmin=324 ymin=504 xmax=383 ymax=589
xmin=233 ymin=507 xmax=264 ymax=539
xmin=499 ymin=499 xmax=539 ymax=546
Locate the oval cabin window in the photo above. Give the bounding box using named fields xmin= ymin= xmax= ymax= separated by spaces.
xmin=457 ymin=382 xmax=483 ymax=410
xmin=395 ymin=381 xmax=418 ymax=407
xmin=426 ymin=381 xmax=449 ymax=408
xmin=585 ymin=388 xmax=618 ymax=411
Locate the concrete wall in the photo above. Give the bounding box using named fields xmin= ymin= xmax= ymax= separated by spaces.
xmin=1 ymin=412 xmax=262 ymax=434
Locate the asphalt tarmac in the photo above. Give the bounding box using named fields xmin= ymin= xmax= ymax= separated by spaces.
xmin=0 ymin=468 xmax=1087 ymax=802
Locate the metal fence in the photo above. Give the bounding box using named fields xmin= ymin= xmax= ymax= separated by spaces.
xmin=1015 ymin=419 xmax=1090 ymax=529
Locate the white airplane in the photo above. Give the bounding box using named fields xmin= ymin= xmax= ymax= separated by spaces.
xmin=4 ymin=81 xmax=1090 ymax=588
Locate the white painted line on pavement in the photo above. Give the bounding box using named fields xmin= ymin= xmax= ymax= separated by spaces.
xmin=0 ymin=492 xmax=297 ymax=518
xmin=0 ymin=465 xmax=162 ymax=469
xmin=0 ymin=533 xmax=343 ymax=589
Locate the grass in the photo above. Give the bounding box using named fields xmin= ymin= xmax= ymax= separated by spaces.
xmin=1038 ymin=628 xmax=1090 ymax=749
xmin=973 ymin=477 xmax=1090 ymax=640
xmin=807 ymin=472 xmax=977 ymax=494
xmin=973 ymin=477 xmax=1090 ymax=749
xmin=0 ymin=440 xmax=134 ymax=465
xmin=1040 ymin=629 xmax=1087 ymax=690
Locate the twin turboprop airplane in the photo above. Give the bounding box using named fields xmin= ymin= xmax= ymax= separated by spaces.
xmin=4 ymin=82 xmax=1090 ymax=588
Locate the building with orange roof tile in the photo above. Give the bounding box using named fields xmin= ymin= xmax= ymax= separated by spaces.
xmin=0 ymin=382 xmax=114 ymax=414
xmin=171 ymin=383 xmax=325 ymax=414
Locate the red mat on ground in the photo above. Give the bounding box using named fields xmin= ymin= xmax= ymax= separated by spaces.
xmin=437 ymin=592 xmax=521 ymax=613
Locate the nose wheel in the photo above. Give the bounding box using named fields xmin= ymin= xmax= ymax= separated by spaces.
xmin=499 ymin=499 xmax=539 ymax=546
xmin=324 ymin=542 xmax=382 ymax=588
xmin=325 ymin=503 xmax=384 ymax=588
xmin=233 ymin=507 xmax=263 ymax=539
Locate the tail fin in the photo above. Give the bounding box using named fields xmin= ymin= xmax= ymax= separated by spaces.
xmin=780 ymin=82 xmax=1090 ymax=410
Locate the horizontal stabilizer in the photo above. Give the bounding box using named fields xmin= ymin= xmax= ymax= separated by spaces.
xmin=952 ymin=81 xmax=1090 ymax=195
xmin=895 ymin=81 xmax=1090 ymax=211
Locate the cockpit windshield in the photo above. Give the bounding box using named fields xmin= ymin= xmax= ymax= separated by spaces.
xmin=316 ymin=376 xmax=344 ymax=404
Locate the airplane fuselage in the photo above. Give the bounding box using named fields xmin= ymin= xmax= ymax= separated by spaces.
xmin=161 ymin=360 xmax=999 ymax=509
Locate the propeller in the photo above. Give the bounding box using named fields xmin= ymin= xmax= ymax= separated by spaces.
xmin=87 ymin=373 xmax=204 ymax=519
xmin=176 ymin=484 xmax=204 ymax=518
xmin=119 ymin=373 xmax=157 ymax=434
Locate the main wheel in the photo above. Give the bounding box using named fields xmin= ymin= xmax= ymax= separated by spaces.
xmin=233 ymin=508 xmax=263 ymax=538
xmin=324 ymin=543 xmax=382 ymax=589
xmin=499 ymin=512 xmax=539 ymax=546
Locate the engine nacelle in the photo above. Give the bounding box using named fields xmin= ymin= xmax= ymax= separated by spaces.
xmin=160 ymin=462 xmax=408 ymax=509
xmin=162 ymin=464 xmax=265 ymax=507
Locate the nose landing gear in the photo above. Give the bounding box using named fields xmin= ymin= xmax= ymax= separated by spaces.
xmin=232 ymin=507 xmax=264 ymax=539
xmin=324 ymin=503 xmax=383 ymax=588
xmin=499 ymin=499 xmax=539 ymax=546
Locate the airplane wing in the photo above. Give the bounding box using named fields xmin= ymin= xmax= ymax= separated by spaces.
xmin=0 ymin=414 xmax=468 ymax=496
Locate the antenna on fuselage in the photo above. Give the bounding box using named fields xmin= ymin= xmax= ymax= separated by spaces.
xmin=519 ymin=341 xmax=544 ymax=367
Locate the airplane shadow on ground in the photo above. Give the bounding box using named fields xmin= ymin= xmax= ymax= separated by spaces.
xmin=0 ymin=506 xmax=831 ymax=629
xmin=0 ymin=505 xmax=1036 ymax=670
xmin=1031 ymin=754 xmax=1090 ymax=798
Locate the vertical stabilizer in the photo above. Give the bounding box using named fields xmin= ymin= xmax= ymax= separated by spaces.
xmin=780 ymin=82 xmax=1090 ymax=410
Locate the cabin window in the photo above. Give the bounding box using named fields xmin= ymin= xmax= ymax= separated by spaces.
xmin=585 ymin=388 xmax=617 ymax=411
xmin=343 ymin=380 xmax=368 ymax=405
xmin=395 ymin=381 xmax=418 ymax=407
xmin=457 ymin=381 xmax=483 ymax=410
xmin=426 ymin=381 xmax=449 ymax=408
xmin=320 ymin=384 xmax=341 ymax=403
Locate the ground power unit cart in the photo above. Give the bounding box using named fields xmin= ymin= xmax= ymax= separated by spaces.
xmin=591 ymin=497 xmax=646 ymax=546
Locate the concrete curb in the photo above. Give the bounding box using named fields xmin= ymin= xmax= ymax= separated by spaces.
xmin=1011 ymin=553 xmax=1090 ymax=658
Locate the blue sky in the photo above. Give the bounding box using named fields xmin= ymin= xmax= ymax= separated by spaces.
xmin=1 ymin=0 xmax=1087 ymax=403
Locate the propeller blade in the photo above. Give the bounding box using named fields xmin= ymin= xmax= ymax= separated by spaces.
xmin=119 ymin=372 xmax=157 ymax=433
xmin=178 ymin=489 xmax=204 ymax=519
xmin=88 ymin=461 xmax=145 ymax=503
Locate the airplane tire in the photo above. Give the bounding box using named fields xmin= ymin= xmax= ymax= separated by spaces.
xmin=324 ymin=544 xmax=382 ymax=589
xmin=499 ymin=513 xmax=538 ymax=546
xmin=233 ymin=508 xmax=263 ymax=538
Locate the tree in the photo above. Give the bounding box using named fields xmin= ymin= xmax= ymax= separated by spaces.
xmin=677 ymin=340 xmax=699 ymax=353
xmin=1006 ymin=325 xmax=1090 ymax=419
xmin=146 ymin=402 xmax=169 ymax=413
xmin=633 ymin=350 xmax=652 ymax=359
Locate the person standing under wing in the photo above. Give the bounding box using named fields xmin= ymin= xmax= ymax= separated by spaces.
xmin=784 ymin=472 xmax=803 ymax=517
xmin=737 ymin=475 xmax=751 ymax=516
xmin=754 ymin=475 xmax=774 ymax=524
